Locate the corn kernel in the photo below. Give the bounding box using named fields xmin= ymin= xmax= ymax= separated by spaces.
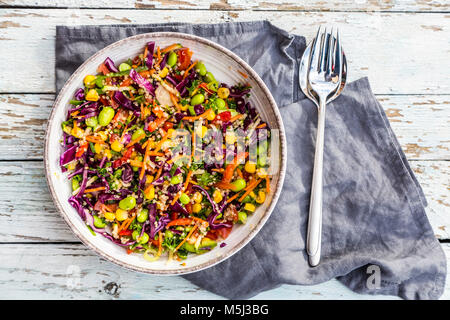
xmin=159 ymin=67 xmax=169 ymax=78
xmin=249 ymin=191 xmax=256 ymax=199
xmin=144 ymin=185 xmax=155 ymax=200
xmin=111 ymin=140 xmax=123 ymax=152
xmin=192 ymin=203 xmax=202 ymax=213
xmin=94 ymin=143 xmax=103 ymax=154
xmin=256 ymin=167 xmax=267 ymax=178
xmin=97 ymin=131 xmax=108 ymax=141
xmin=146 ymin=175 xmax=154 ymax=184
xmin=206 ymin=109 xmax=216 ymax=121
xmin=217 ymin=87 xmax=230 ymax=99
xmin=104 ymin=211 xmax=116 ymax=221
xmin=244 ymin=161 xmax=256 ymax=173
xmin=225 ymin=132 xmax=236 ymax=144
xmin=180 ymin=103 xmax=189 ymax=111
xmin=70 ymin=122 xmax=84 ymax=138
xmin=115 ymin=208 xmax=128 ymax=221
xmin=167 ymin=128 xmax=175 ymax=137
xmin=255 ymin=190 xmax=266 ymax=204
xmin=104 ymin=149 xmax=112 ymax=159
xmin=83 ymin=75 xmax=96 ymax=88
xmin=86 ymin=89 xmax=100 ymax=101
xmin=197 ymin=125 xmax=208 ymax=138
xmin=244 ymin=203 xmax=255 ymax=212
xmin=192 ymin=192 xmax=203 ymax=204
xmin=67 ymin=162 xmax=76 ymax=171
xmin=213 ymin=189 xmax=223 ymax=203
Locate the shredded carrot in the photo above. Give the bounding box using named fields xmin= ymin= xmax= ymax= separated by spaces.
xmin=182 ymin=60 xmax=198 ymax=80
xmin=226 ymin=192 xmax=241 ymax=203
xmin=157 ymin=46 xmax=161 ymax=60
xmin=125 ymin=134 xmax=145 ymax=148
xmin=84 ymin=186 xmax=106 ymax=193
xmin=211 ymin=168 xmax=224 ymax=173
xmin=120 ymin=78 xmax=132 ymax=87
xmin=256 ymin=123 xmax=267 ymax=129
xmin=157 ymin=231 xmax=163 ymax=256
xmin=236 ymin=168 xmax=243 ymax=179
xmin=238 ymin=179 xmax=262 ymax=202
xmin=183 ymin=170 xmax=193 ymax=191
xmin=266 ymin=176 xmax=270 ymax=193
xmin=154 ymin=130 xmax=171 ymax=152
xmin=161 ymin=43 xmax=180 ymax=53
xmin=129 ymin=160 xmax=143 ymax=167
xmin=140 ymin=138 xmax=152 ymax=180
xmin=174 ymin=225 xmax=198 ymax=252
xmin=143 ymin=45 xmax=149 ymax=59
xmin=85 ymin=136 xmax=105 ymax=144
xmin=154 ymin=165 xmax=164 ymax=181
xmin=171 ymin=193 xmax=181 ymax=206
xmin=238 ymin=70 xmax=248 ymax=78
xmin=169 ymin=92 xmax=181 ymax=112
xmin=229 ymin=114 xmax=244 ymax=122
xmin=182 ymin=109 xmax=214 ymax=121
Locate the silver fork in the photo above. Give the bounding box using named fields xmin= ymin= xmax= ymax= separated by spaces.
xmin=305 ymin=27 xmax=344 ymax=267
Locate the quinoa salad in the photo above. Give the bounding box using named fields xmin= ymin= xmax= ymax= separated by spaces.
xmin=59 ymin=41 xmax=272 ymax=262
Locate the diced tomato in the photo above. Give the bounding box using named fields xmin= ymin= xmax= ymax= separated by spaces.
xmin=119 ymin=230 xmax=132 ymax=236
xmin=126 ymin=248 xmax=134 ymax=254
xmin=185 ymin=203 xmax=193 ymax=214
xmin=75 ymin=142 xmax=88 ymax=158
xmin=99 ymin=96 xmax=109 ymax=106
xmin=171 ymin=212 xmax=178 ymax=220
xmin=216 ymin=226 xmax=233 ymax=240
xmin=177 ymin=48 xmax=192 ymax=70
xmin=206 ymin=230 xmax=218 ymax=240
xmin=147 ymin=117 xmax=166 ymax=133
xmin=113 ymin=159 xmax=123 ymax=169
xmin=97 ymin=63 xmax=110 ymax=75
xmin=163 ymin=121 xmax=173 ymax=132
xmin=214 ymin=111 xmax=231 ymax=123
xmin=173 ymin=74 xmax=183 ymax=81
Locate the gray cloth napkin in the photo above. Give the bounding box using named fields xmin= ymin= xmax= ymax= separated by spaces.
xmin=55 ymin=21 xmax=446 ymax=300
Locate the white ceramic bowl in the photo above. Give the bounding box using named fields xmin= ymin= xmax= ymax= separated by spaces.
xmin=45 ymin=32 xmax=286 ymax=275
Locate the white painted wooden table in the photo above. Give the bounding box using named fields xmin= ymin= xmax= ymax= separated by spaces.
xmin=0 ymin=0 xmax=449 ymax=300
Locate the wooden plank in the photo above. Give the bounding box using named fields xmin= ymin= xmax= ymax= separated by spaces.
xmin=0 ymin=242 xmax=448 ymax=299
xmin=0 ymin=160 xmax=447 ymax=242
xmin=0 ymin=94 xmax=448 ymax=161
xmin=0 ymin=0 xmax=448 ymax=12
xmin=0 ymin=9 xmax=449 ymax=94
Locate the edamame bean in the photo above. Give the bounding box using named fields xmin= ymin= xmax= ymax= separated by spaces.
xmin=119 ymin=63 xmax=131 ymax=72
xmin=204 ymin=72 xmax=216 ymax=83
xmin=119 ymin=196 xmax=136 ymax=210
xmin=132 ymin=155 xmax=143 ymax=172
xmin=238 ymin=211 xmax=247 ymax=224
xmin=170 ymin=176 xmax=181 ymax=185
xmin=167 ymin=51 xmax=178 ymax=67
xmin=93 ymin=215 xmax=106 ymax=228
xmin=85 ymin=116 xmax=98 ymax=128
xmin=215 ymin=98 xmax=226 ymax=110
xmin=72 ymin=178 xmax=80 ymax=191
xmin=195 ymin=61 xmax=207 ymax=76
xmin=98 ymin=107 xmax=115 ymax=127
xmin=179 ymin=193 xmax=190 ymax=205
xmin=138 ymin=232 xmax=149 ymax=244
xmin=132 ymin=127 xmax=145 ymax=141
xmin=207 ymin=81 xmax=218 ymax=92
xmin=190 ymin=93 xmax=205 ymax=106
xmin=137 ymin=208 xmax=149 ymax=223
xmin=132 ymin=230 xmax=139 ymax=240
xmin=231 ymin=178 xmax=246 ymax=192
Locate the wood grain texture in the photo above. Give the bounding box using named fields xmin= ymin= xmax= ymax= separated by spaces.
xmin=0 ymin=9 xmax=449 ymax=94
xmin=0 ymin=242 xmax=448 ymax=299
xmin=0 ymin=160 xmax=447 ymax=242
xmin=0 ymin=0 xmax=449 ymax=12
xmin=0 ymin=94 xmax=448 ymax=160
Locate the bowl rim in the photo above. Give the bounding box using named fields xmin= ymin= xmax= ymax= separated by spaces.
xmin=44 ymin=31 xmax=287 ymax=275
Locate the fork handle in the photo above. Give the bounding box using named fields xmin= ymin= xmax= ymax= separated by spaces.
xmin=307 ymin=99 xmax=326 ymax=267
